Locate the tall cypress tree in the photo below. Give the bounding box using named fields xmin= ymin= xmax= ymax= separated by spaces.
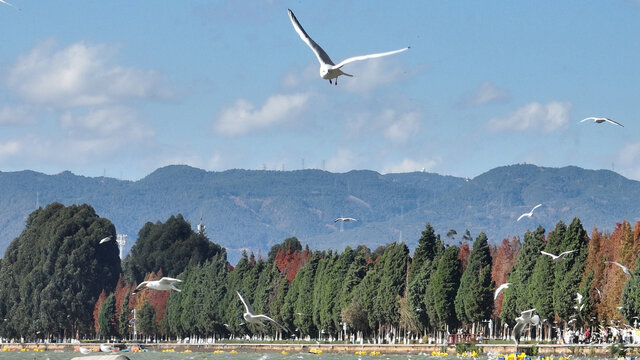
xmin=431 ymin=246 xmax=462 ymax=330
xmin=500 ymin=226 xmax=545 ymax=325
xmin=553 ymin=218 xmax=588 ymax=321
xmin=455 ymin=232 xmax=493 ymax=325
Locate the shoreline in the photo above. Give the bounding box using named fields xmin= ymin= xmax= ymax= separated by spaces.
xmin=0 ymin=342 xmax=632 ymax=355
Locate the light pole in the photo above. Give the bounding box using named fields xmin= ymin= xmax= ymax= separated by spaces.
xmin=131 ymin=309 xmax=137 ymax=341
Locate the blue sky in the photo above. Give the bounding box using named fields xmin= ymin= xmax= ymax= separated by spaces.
xmin=1 ymin=1 xmax=639 ymax=181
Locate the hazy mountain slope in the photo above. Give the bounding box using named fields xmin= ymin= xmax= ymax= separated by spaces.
xmin=1 ymin=164 xmax=638 ymax=263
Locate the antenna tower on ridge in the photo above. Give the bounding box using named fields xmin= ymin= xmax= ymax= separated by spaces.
xmin=116 ymin=234 xmax=128 ymax=260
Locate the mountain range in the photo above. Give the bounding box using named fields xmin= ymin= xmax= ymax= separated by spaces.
xmin=1 ymin=163 xmax=638 ymax=263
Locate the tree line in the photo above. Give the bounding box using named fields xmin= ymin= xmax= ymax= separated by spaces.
xmin=1 ymin=202 xmax=640 ymax=343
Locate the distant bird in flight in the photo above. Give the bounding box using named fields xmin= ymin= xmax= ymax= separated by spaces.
xmin=606 ymin=261 xmax=633 ymax=277
xmin=0 ymin=0 xmax=19 ymax=10
xmin=237 ymin=291 xmax=288 ymax=332
xmin=540 ymin=249 xmax=577 ymax=261
xmin=133 ymin=277 xmax=183 ymax=295
xmin=580 ymin=117 xmax=624 ymax=127
xmin=517 ymin=204 xmax=542 ymax=221
xmin=335 ymin=217 xmax=357 ymax=223
xmin=99 ymin=236 xmax=112 ymax=244
xmin=494 ymin=282 xmax=511 ymax=300
xmin=288 ymin=9 xmax=409 ymax=85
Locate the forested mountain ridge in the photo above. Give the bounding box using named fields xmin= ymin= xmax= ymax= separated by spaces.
xmin=1 ymin=164 xmax=638 ymax=262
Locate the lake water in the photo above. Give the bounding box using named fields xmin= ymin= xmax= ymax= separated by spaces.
xmin=0 ymin=352 xmax=608 ymax=360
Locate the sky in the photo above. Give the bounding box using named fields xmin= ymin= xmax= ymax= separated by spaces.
xmin=1 ymin=1 xmax=639 ymax=181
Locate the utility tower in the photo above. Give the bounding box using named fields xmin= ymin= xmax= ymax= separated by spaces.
xmin=116 ymin=234 xmax=128 ymax=260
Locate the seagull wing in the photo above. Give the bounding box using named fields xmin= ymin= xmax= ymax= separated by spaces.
xmin=531 ymin=203 xmax=542 ymax=211
xmin=99 ymin=236 xmax=111 ymax=244
xmin=288 ymin=9 xmax=335 ymax=66
xmin=333 ymin=47 xmax=409 ymax=70
xmin=133 ymin=281 xmax=148 ymax=295
xmin=516 ymin=213 xmax=528 ymax=221
xmin=513 ymin=321 xmax=525 ymax=342
xmin=494 ymin=283 xmax=510 ymax=300
xmin=236 ymin=291 xmax=255 ymax=315
xmin=334 ymin=218 xmax=342 ymax=222
xmin=540 ymin=251 xmax=558 ymax=260
xmin=254 ymin=314 xmax=289 ymax=332
xmin=604 ymin=118 xmax=624 ymax=127
xmin=580 ymin=117 xmax=598 ymax=123
xmin=559 ymin=249 xmax=577 ymax=258
xmin=0 ymin=0 xmax=19 ymax=10
xmin=520 ymin=308 xmax=535 ymax=321
xmin=158 ymin=277 xmax=182 ymax=285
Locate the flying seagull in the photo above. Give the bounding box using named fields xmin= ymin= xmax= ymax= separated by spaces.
xmin=517 ymin=204 xmax=542 ymax=221
xmin=133 ymin=277 xmax=183 ymax=295
xmin=580 ymin=117 xmax=624 ymax=127
xmin=574 ymin=292 xmax=585 ymax=312
xmin=99 ymin=236 xmax=112 ymax=244
xmin=237 ymin=291 xmax=288 ymax=332
xmin=540 ymin=250 xmax=577 ymax=261
xmin=288 ymin=9 xmax=409 ymax=85
xmin=335 ymin=217 xmax=357 ymax=223
xmin=513 ymin=309 xmax=539 ymax=346
xmin=606 ymin=261 xmax=633 ymax=277
xmin=0 ymin=0 xmax=19 ymax=10
xmin=494 ymin=283 xmax=512 ymax=300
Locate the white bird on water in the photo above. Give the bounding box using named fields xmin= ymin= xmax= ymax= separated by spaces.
xmin=237 ymin=291 xmax=288 ymax=332
xmin=288 ymin=9 xmax=409 ymax=85
xmin=580 ymin=117 xmax=624 ymax=127
xmin=79 ymin=347 xmax=92 ymax=354
xmin=99 ymin=236 xmax=112 ymax=244
xmin=494 ymin=283 xmax=511 ymax=300
xmin=100 ymin=344 xmax=115 ymax=352
xmin=517 ymin=204 xmax=542 ymax=221
xmin=540 ymin=249 xmax=577 ymax=261
xmin=606 ymin=261 xmax=633 ymax=277
xmin=513 ymin=309 xmax=539 ymax=346
xmin=133 ymin=277 xmax=183 ymax=295
xmin=0 ymin=0 xmax=19 ymax=10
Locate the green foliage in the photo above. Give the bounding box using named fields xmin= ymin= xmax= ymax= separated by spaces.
xmin=0 ymin=203 xmax=120 ymax=340
xmin=455 ymin=232 xmax=493 ymax=324
xmin=118 ymin=291 xmax=131 ymax=338
xmin=501 ymin=226 xmax=545 ymax=324
xmin=98 ymin=294 xmax=117 ymax=338
xmin=137 ymin=301 xmax=157 ymax=336
xmin=122 ymin=214 xmax=225 ymax=283
xmin=431 ymin=246 xmax=461 ymax=330
xmin=553 ymin=218 xmax=588 ymax=321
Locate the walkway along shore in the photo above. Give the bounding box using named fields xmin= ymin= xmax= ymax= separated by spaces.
xmin=1 ymin=342 xmax=637 ymax=355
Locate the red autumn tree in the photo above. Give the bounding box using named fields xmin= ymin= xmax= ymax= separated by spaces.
xmin=93 ymin=289 xmax=107 ymax=333
xmin=458 ymin=241 xmax=471 ymax=273
xmin=491 ymin=236 xmax=521 ymax=316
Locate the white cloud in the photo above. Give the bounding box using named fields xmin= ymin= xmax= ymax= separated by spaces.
xmin=345 ymin=108 xmax=422 ymax=143
xmin=0 ymin=105 xmax=34 ymax=125
xmin=0 ymin=141 xmax=22 ymax=161
xmin=617 ymin=141 xmax=640 ymax=180
xmin=6 ymin=40 xmax=172 ymax=108
xmin=340 ymin=58 xmax=407 ymax=93
xmin=486 ymin=101 xmax=571 ymax=133
xmin=382 ymin=158 xmax=437 ymax=174
xmin=59 ymin=106 xmax=152 ymax=140
xmin=214 ymin=93 xmax=310 ymax=136
xmin=325 ymin=148 xmax=363 ymax=173
xmin=381 ymin=110 xmax=421 ymax=143
xmin=458 ymin=81 xmax=508 ymax=107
